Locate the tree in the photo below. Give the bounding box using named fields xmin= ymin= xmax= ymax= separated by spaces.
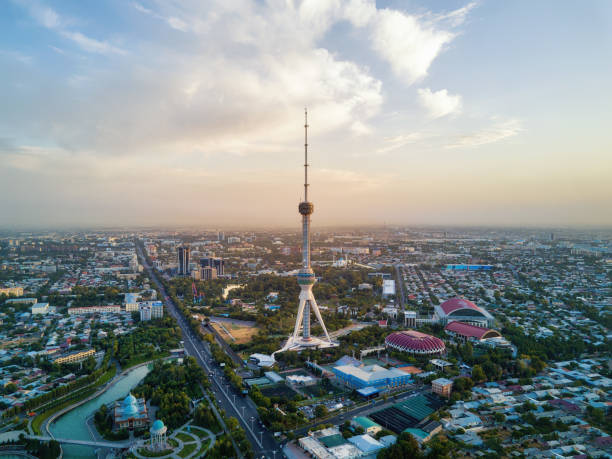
xmin=471 ymin=365 xmax=486 ymax=383
xmin=314 ymin=405 xmax=328 ymax=419
xmin=377 ymin=432 xmax=422 ymax=459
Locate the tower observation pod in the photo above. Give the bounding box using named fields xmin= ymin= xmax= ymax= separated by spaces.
xmin=276 ymin=110 xmax=338 ymax=353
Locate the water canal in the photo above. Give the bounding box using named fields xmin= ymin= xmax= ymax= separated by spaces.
xmin=49 ymin=364 xmax=150 ymax=458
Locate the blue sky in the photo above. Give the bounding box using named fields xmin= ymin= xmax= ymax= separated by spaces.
xmin=1 ymin=0 xmax=611 ymax=228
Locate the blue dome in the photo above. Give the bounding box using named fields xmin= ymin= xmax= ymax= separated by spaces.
xmin=151 ymin=419 xmax=165 ymax=433
xmin=123 ymin=393 xmax=137 ymax=406
xmin=123 ymin=403 xmax=138 ymax=417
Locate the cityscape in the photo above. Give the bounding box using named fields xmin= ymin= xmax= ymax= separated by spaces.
xmin=1 ymin=1 xmax=611 ymax=459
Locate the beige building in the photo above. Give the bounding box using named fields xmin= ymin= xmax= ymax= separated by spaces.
xmin=53 ymin=349 xmax=96 ymax=365
xmin=432 ymin=377 xmax=453 ymax=398
xmin=0 ymin=287 xmax=24 ymax=296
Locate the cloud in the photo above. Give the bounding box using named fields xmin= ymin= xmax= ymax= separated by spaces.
xmin=447 ymin=119 xmax=523 ymax=148
xmin=14 ymin=0 xmax=61 ymax=28
xmin=14 ymin=0 xmax=126 ymax=55
xmin=167 ymin=17 xmax=188 ymax=31
xmin=306 ymin=1 xmax=475 ymax=86
xmin=432 ymin=1 xmax=477 ymax=27
xmin=375 ymin=133 xmax=422 ymax=155
xmin=370 ymin=10 xmax=454 ymax=84
xmin=59 ymin=31 xmax=126 ymax=55
xmin=417 ymin=87 xmax=462 ymax=118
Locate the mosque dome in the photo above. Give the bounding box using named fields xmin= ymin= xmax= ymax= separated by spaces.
xmin=151 ymin=419 xmax=166 ymax=434
xmin=122 ymin=393 xmax=137 ymax=406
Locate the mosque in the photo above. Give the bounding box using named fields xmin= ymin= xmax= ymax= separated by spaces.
xmin=113 ymin=392 xmax=149 ymax=430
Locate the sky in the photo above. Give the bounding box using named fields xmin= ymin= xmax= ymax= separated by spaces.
xmin=1 ymin=0 xmax=611 ymax=229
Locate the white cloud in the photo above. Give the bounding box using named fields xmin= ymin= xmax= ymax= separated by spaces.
xmin=433 ymin=1 xmax=477 ymax=27
xmin=370 ymin=9 xmax=454 ymax=84
xmin=375 ymin=133 xmax=422 ymax=154
xmin=447 ymin=119 xmax=523 ymax=148
xmin=15 ymin=0 xmax=126 ymax=55
xmin=417 ymin=87 xmax=462 ymax=118
xmin=59 ymin=31 xmax=126 ymax=55
xmin=14 ymin=0 xmax=61 ymax=28
xmin=167 ymin=17 xmax=188 ymax=31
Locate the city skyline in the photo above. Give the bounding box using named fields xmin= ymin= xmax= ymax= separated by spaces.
xmin=1 ymin=0 xmax=611 ymax=228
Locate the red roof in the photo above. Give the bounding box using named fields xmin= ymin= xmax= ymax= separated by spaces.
xmin=444 ymin=321 xmax=500 ymax=340
xmin=385 ymin=330 xmax=445 ymax=353
xmin=439 ymin=298 xmax=482 ymax=315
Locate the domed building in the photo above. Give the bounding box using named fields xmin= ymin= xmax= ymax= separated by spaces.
xmin=113 ymin=392 xmax=149 ymax=430
xmin=434 ymin=297 xmax=494 ymax=327
xmin=385 ymin=330 xmax=446 ymax=355
xmin=149 ymin=419 xmax=168 ymax=451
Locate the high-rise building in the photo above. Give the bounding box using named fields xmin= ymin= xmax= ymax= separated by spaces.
xmin=200 ymin=257 xmax=224 ymax=276
xmin=139 ymin=304 xmax=152 ymax=321
xmin=151 ymin=301 xmax=163 ymax=319
xmin=277 ymin=110 xmax=337 ymax=353
xmin=201 ymin=266 xmax=217 ymax=280
xmin=177 ymin=246 xmax=190 ymax=275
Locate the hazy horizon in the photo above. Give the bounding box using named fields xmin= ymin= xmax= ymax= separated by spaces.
xmin=2 ymin=0 xmax=611 ymax=228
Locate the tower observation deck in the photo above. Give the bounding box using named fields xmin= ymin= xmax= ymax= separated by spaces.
xmin=276 ymin=110 xmax=337 ymax=353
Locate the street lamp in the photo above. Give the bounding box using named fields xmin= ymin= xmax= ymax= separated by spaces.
xmin=250 ymin=417 xmax=255 ymax=431
xmin=259 ymin=431 xmax=263 ymax=444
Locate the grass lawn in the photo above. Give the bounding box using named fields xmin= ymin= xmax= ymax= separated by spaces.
xmin=189 ymin=426 xmax=210 ymax=438
xmin=137 ymin=447 xmax=174 ymax=457
xmin=194 ymin=438 xmax=211 ymax=457
xmin=168 ymin=438 xmax=179 ymax=447
xmin=178 ymin=442 xmax=197 ymax=458
xmin=176 ymin=432 xmax=196 ymax=443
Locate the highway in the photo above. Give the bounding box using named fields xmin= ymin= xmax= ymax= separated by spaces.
xmin=394 ymin=264 xmax=406 ymax=309
xmin=136 ymin=243 xmax=281 ymax=458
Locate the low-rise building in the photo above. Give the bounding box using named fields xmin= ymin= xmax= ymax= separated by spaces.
xmin=53 ymin=348 xmax=96 ymax=365
xmin=432 ymin=377 xmax=453 ymax=398
xmin=31 ymin=302 xmax=49 ymax=315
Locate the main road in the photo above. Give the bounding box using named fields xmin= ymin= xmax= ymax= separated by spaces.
xmin=136 ymin=242 xmax=281 ymax=459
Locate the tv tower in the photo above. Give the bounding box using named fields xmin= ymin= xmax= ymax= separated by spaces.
xmin=278 ymin=109 xmax=337 ymax=352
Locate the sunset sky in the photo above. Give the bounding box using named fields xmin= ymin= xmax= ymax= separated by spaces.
xmin=1 ymin=0 xmax=611 ymax=228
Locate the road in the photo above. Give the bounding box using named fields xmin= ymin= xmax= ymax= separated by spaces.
xmin=136 ymin=242 xmax=281 ymax=458
xmin=394 ymin=264 xmax=406 ymax=309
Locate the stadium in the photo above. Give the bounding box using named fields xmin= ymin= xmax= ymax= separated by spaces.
xmin=384 ymin=330 xmax=446 ymax=355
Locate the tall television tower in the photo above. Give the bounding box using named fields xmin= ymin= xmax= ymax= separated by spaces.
xmin=278 ymin=109 xmax=337 ymax=352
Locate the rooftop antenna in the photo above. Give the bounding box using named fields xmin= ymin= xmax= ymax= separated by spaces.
xmin=304 ymin=107 xmax=309 ymax=202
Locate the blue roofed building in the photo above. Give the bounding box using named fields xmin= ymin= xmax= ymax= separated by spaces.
xmin=114 ymin=392 xmax=149 ymax=430
xmin=333 ymin=364 xmax=411 ymax=390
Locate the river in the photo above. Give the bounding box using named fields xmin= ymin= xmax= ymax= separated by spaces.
xmin=49 ymin=365 xmax=150 ymax=458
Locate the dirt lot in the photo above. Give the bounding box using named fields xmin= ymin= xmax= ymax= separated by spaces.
xmin=212 ymin=322 xmax=260 ymax=344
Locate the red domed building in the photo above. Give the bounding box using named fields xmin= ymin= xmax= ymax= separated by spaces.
xmin=434 ymin=297 xmax=494 ymax=327
xmin=385 ymin=330 xmax=446 ymax=355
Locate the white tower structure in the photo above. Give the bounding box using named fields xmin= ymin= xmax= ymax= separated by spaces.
xmin=278 ymin=110 xmax=338 ymax=352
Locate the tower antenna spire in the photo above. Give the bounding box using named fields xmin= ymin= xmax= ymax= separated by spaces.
xmin=304 ymin=107 xmax=309 ymax=202
xmin=273 ymin=108 xmax=337 ymax=355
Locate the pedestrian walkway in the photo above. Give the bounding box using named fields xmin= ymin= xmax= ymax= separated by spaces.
xmin=131 ymin=421 xmax=215 ymax=459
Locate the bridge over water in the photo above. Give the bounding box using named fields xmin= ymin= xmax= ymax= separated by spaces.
xmin=28 ymin=435 xmax=132 ymax=449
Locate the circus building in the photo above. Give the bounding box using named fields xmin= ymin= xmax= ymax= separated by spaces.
xmin=114 ymin=393 xmax=149 ymax=430
xmin=434 ymin=298 xmax=494 ymax=327
xmin=385 ymin=330 xmax=446 ymax=355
